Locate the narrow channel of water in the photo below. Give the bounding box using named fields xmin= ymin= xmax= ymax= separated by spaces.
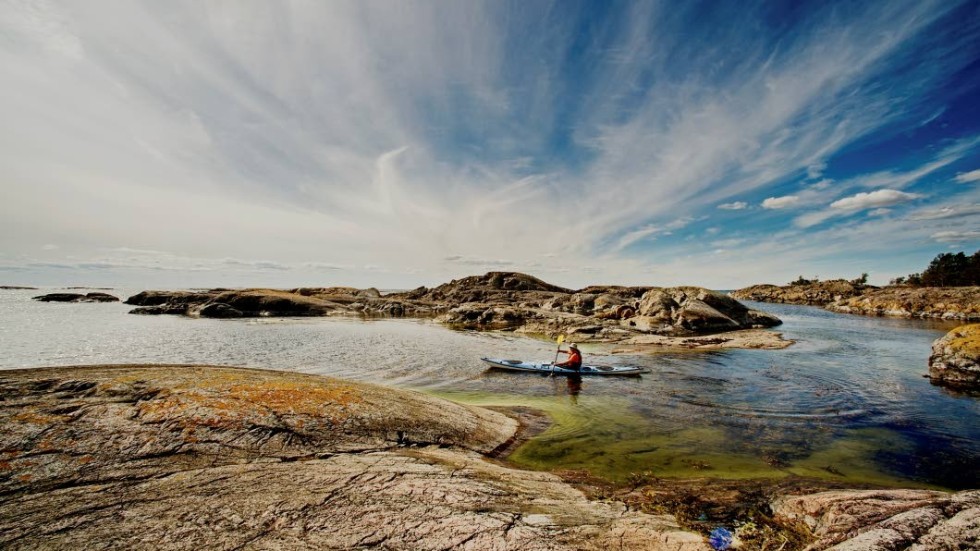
xmin=1 ymin=289 xmax=977 ymax=489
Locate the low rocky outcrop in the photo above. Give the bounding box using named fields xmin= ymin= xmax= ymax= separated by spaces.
xmin=827 ymin=286 xmax=980 ymax=321
xmin=32 ymin=292 xmax=119 ymax=303
xmin=0 ymin=365 xmax=709 ymax=550
xmin=929 ymin=324 xmax=980 ymax=388
xmin=733 ymin=282 xmax=980 ymax=322
xmin=731 ymin=280 xmax=870 ymax=306
xmin=772 ymin=489 xmax=980 ymax=550
xmin=121 ymin=273 xmax=784 ymax=348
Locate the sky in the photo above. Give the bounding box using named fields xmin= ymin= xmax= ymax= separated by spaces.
xmin=2 ymin=0 xmax=979 ymax=290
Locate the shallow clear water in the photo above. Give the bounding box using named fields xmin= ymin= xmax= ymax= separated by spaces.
xmin=2 ymin=288 xmax=977 ymax=489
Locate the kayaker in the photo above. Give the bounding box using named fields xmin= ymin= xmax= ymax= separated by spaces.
xmin=555 ymin=343 xmax=582 ymax=371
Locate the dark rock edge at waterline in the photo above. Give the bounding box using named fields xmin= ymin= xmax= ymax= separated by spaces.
xmin=32 ymin=292 xmax=119 ymax=303
xmin=2 ymin=365 xmax=977 ymax=550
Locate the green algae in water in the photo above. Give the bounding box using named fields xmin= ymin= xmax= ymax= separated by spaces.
xmin=787 ymin=428 xmax=937 ymax=488
xmin=430 ymin=390 xmax=940 ymax=487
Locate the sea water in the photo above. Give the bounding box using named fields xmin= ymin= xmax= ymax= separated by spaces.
xmin=1 ymin=288 xmax=977 ymax=489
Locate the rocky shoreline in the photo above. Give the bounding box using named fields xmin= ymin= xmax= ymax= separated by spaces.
xmin=120 ymin=272 xmax=789 ymax=350
xmin=1 ymin=365 xmax=976 ymax=550
xmin=733 ymin=282 xmax=980 ymax=321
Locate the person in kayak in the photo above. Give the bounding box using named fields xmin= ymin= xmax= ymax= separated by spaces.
xmin=555 ymin=343 xmax=582 ymax=371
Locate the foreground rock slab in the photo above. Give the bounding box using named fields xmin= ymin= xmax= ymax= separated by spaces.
xmin=0 ymin=365 xmax=708 ymax=550
xmin=772 ymin=489 xmax=980 ymax=550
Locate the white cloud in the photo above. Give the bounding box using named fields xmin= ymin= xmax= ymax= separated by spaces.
xmin=931 ymin=230 xmax=980 ymax=243
xmin=911 ymin=204 xmax=980 ymax=220
xmin=612 ymin=225 xmax=664 ymax=252
xmin=955 ymin=169 xmax=980 ymax=183
xmin=443 ymin=256 xmax=516 ymax=268
xmin=717 ymin=201 xmax=748 ymax=210
xmin=830 ymin=189 xmax=922 ymax=212
xmin=868 ymin=208 xmax=892 ymax=216
xmin=762 ymin=195 xmax=801 ymax=209
xmin=807 ymin=161 xmax=827 ymax=179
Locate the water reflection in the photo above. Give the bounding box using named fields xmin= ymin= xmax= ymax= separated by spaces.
xmin=566 ymin=375 xmax=582 ymax=404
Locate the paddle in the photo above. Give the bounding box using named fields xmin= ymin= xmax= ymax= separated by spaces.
xmin=551 ymin=334 xmax=565 ymax=376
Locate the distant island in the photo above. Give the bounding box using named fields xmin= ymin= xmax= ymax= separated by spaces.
xmin=732 ymin=251 xmax=980 ymax=321
xmin=120 ymin=272 xmax=789 ymax=350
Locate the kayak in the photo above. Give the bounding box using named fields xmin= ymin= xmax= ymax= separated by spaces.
xmin=481 ymin=357 xmax=649 ymax=376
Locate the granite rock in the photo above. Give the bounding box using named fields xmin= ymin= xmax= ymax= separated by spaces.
xmin=928 ymin=324 xmax=980 ymax=388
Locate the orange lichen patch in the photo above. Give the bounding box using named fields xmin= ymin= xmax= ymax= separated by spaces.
xmin=13 ymin=410 xmax=69 ymax=426
xmin=0 ymin=460 xmax=12 ymax=471
xmin=948 ymin=324 xmax=980 ymax=355
xmin=17 ymin=474 xmax=32 ymax=483
xmin=226 ymin=381 xmax=364 ymax=416
xmin=136 ymin=393 xmax=242 ymax=430
xmin=77 ymin=455 xmax=94 ymax=465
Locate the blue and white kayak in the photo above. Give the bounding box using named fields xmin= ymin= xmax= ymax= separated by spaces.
xmin=481 ymin=357 xmax=649 ymax=376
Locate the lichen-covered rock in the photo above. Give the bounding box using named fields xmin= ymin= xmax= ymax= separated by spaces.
xmin=0 ymin=365 xmax=709 ymax=551
xmin=771 ymin=489 xmax=980 ymax=550
xmin=929 ymin=324 xmax=980 ymax=387
xmin=731 ymin=280 xmax=869 ymax=306
xmin=828 ymin=287 xmax=980 ymax=321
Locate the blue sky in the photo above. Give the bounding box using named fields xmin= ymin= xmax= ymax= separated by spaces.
xmin=1 ymin=0 xmax=979 ymax=289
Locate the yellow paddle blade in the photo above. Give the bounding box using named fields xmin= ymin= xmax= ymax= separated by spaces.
xmin=556 ymin=334 xmax=565 ymax=344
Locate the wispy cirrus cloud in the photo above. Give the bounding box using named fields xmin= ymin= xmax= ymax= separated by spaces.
xmin=931 ymin=230 xmax=980 ymax=243
xmin=830 ymin=190 xmax=923 ymax=212
xmin=1 ymin=1 xmax=978 ymax=288
xmin=956 ymin=169 xmax=980 ymax=183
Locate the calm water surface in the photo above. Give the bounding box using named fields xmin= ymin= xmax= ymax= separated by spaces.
xmin=1 ymin=288 xmax=977 ymax=489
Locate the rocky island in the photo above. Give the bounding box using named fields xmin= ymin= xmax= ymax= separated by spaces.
xmin=124 ymin=272 xmax=790 ymax=350
xmin=1 ymin=365 xmax=977 ymax=550
xmin=730 ymin=279 xmax=869 ymax=307
xmin=732 ymin=282 xmax=980 ymax=322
